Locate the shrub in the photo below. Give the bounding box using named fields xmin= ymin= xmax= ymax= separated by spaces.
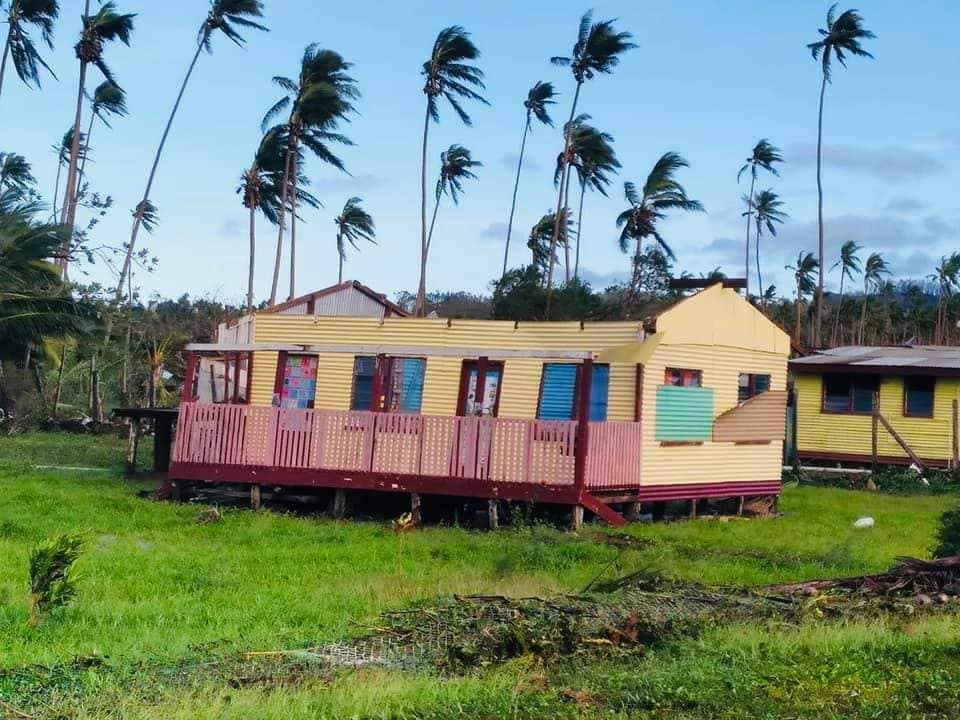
xmin=28 ymin=533 xmax=84 ymax=627
xmin=932 ymin=504 xmax=960 ymax=558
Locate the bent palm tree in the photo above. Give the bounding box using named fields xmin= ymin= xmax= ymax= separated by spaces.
xmin=417 ymin=26 xmax=487 ymax=316
xmin=746 ymin=189 xmax=787 ymax=309
xmin=502 ymin=80 xmax=556 ymax=277
xmin=118 ymin=0 xmax=267 ymax=302
xmin=859 ymin=252 xmax=889 ymax=344
xmin=75 ymin=80 xmax=127 ymax=202
xmin=262 ymin=45 xmax=357 ymax=302
xmin=528 ymin=211 xmax=568 ymax=278
xmin=333 ymin=197 xmax=375 ymax=283
xmin=0 ymin=0 xmax=58 ymax=99
xmin=737 ymin=139 xmax=783 ymax=294
xmin=616 ymin=152 xmax=703 ymax=292
xmin=929 ymin=253 xmax=960 ymax=345
xmin=0 ymin=151 xmax=35 ymax=196
xmin=565 ymin=117 xmax=618 ymax=280
xmin=807 ymin=4 xmax=875 ymax=344
xmin=786 ymin=251 xmax=819 ymax=347
xmin=49 ymin=128 xmax=82 ymax=222
xmin=547 ymin=10 xmax=634 ymax=298
xmin=59 ymin=1 xmax=134 ymax=276
xmin=830 ymin=239 xmax=861 ymax=344
xmin=426 ymin=144 xmax=480 ymax=260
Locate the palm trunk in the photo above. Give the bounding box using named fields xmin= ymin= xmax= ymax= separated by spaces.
xmin=50 ymin=156 xmax=64 ymax=223
xmin=744 ymin=174 xmax=756 ymax=296
xmin=288 ymin=150 xmax=299 ymax=300
xmin=574 ymin=181 xmax=586 ymax=280
xmin=117 ymin=38 xmax=207 ymax=303
xmin=59 ymin=58 xmax=89 ymax=279
xmin=74 ymin=112 xmax=97 ymax=205
xmin=426 ymin=193 xmax=441 ymax=256
xmin=502 ymin=113 xmax=530 ymax=278
xmin=832 ymin=274 xmax=845 ymax=347
xmin=795 ymin=290 xmax=802 ymax=347
xmin=814 ymin=65 xmax=828 ymax=347
xmin=246 ymin=194 xmax=256 ymax=315
xmin=859 ymin=280 xmax=868 ymax=344
xmin=545 ymin=81 xmax=582 ymax=311
xmin=416 ymin=103 xmax=431 ymax=316
xmin=0 ymin=26 xmax=12 ymax=101
xmin=562 ymin=171 xmax=572 ymax=283
xmin=270 ymin=145 xmax=294 ymax=304
xmin=337 ymin=229 xmax=344 ymax=283
xmin=53 ymin=345 xmax=67 ymax=417
xmin=755 ymin=224 xmax=763 ymax=310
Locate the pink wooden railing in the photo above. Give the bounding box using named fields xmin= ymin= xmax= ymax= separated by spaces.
xmin=173 ymin=404 xmax=623 ymax=488
xmin=584 ymin=421 xmax=642 ymax=489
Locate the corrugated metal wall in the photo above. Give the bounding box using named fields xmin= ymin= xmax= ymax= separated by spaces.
xmin=795 ymin=374 xmax=960 ymax=461
xmin=655 ymin=386 xmax=715 ymax=440
xmin=277 ymin=302 xmax=309 ymax=316
xmin=313 ymin=286 xmax=388 ymax=318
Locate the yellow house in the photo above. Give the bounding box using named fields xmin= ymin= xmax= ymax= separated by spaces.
xmin=170 ymin=283 xmax=789 ymax=524
xmin=791 ymin=346 xmax=960 ymax=467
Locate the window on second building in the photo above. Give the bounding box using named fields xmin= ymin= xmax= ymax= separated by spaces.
xmin=664 ymin=367 xmax=702 ymax=388
xmin=350 ymin=356 xmax=377 ymax=410
xmin=738 ymin=373 xmax=771 ymax=402
xmin=822 ymin=373 xmax=878 ymax=414
xmin=537 ymin=363 xmax=610 ymax=421
xmin=904 ymin=376 xmax=935 ymax=418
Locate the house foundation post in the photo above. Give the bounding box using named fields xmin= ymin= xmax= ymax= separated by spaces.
xmin=333 ymin=489 xmax=347 ymax=519
xmin=410 ymin=493 xmax=421 ymax=525
xmin=487 ymin=499 xmax=499 ymax=530
xmin=250 ymin=484 xmax=261 ymax=510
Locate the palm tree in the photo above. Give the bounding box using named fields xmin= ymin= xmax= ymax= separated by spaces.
xmin=59 ymin=1 xmax=134 ymax=278
xmin=0 ymin=191 xmax=92 ymax=361
xmin=75 ymin=80 xmax=127 ymax=203
xmin=262 ymin=45 xmax=357 ymax=302
xmin=830 ymin=239 xmax=861 ymax=344
xmin=746 ymin=189 xmax=787 ymax=310
xmin=238 ymin=128 xmax=286 ymax=314
xmin=565 ymin=117 xmax=619 ymax=280
xmin=0 ymin=151 xmax=35 ymax=196
xmin=527 ymin=212 xmax=562 ymax=276
xmin=546 ymin=10 xmax=635 ymax=297
xmin=737 ymin=139 xmax=783 ymax=294
xmin=807 ymin=4 xmax=875 ymax=343
xmin=118 ymin=0 xmax=267 ymax=303
xmin=333 ymin=197 xmax=375 ymax=284
xmin=425 ymin=144 xmax=481 ymax=263
xmin=859 ymin=252 xmax=889 ymax=344
xmin=929 ymin=253 xmax=960 ymax=345
xmin=502 ymin=80 xmax=556 ymax=277
xmin=616 ymin=152 xmax=703 ymax=292
xmin=0 ymin=0 xmax=58 ymax=99
xmin=417 ymin=26 xmax=487 ymax=316
xmin=786 ymin=251 xmax=819 ymax=347
xmin=49 ymin=128 xmax=82 ymax=223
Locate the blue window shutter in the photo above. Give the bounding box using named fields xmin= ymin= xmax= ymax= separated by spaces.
xmin=351 ymin=356 xmax=376 ymax=410
xmin=399 ymin=358 xmax=426 ymax=412
xmin=538 ymin=364 xmax=577 ymax=420
xmin=589 ymin=365 xmax=610 ymax=421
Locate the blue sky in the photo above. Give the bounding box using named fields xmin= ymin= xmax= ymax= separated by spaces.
xmin=5 ymin=0 xmax=959 ymax=304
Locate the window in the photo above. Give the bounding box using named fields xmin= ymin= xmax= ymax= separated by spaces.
xmin=822 ymin=373 xmax=878 ymax=414
xmin=385 ymin=357 xmax=426 ymax=413
xmin=738 ymin=373 xmax=772 ymax=402
xmin=664 ymin=367 xmax=702 ymax=388
xmin=350 ymin=356 xmax=426 ymax=413
xmin=275 ymin=353 xmax=318 ymax=409
xmin=459 ymin=361 xmax=505 ymax=417
xmin=904 ymin=376 xmax=935 ymax=418
xmin=536 ymin=363 xmax=610 ymax=421
xmin=350 ymin=356 xmax=377 ymax=410
xmin=195 ymin=353 xmax=252 ymax=404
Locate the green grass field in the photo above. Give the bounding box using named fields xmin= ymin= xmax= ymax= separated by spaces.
xmin=2 ymin=432 xmax=959 ymax=718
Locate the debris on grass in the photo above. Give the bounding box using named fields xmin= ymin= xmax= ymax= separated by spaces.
xmin=196 ymin=507 xmax=222 ymax=525
xmin=853 ymin=516 xmax=875 ymax=529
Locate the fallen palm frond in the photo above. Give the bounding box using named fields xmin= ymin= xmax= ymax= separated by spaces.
xmin=28 ymin=533 xmax=84 ymax=627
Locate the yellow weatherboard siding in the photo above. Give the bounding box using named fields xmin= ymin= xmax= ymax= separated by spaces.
xmin=640 ymin=343 xmax=787 ymax=486
xmin=250 ymin=351 xmax=279 ymax=407
xmin=795 ymin=374 xmax=960 ymax=461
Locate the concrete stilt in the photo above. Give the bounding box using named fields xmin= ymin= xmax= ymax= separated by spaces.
xmin=333 ymin=489 xmax=347 ymax=519
xmin=572 ymin=505 xmax=584 ymax=531
xmin=487 ymin=499 xmax=499 ymax=530
xmin=250 ymin=484 xmax=262 ymax=510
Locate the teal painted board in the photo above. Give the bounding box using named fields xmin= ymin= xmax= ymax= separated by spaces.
xmin=655 ymin=386 xmax=714 ymax=441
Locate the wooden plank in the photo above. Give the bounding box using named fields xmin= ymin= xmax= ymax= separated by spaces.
xmin=876 ymin=411 xmax=925 ymax=470
xmin=953 ymin=399 xmax=959 ymax=470
xmin=871 ymin=396 xmax=879 ymax=470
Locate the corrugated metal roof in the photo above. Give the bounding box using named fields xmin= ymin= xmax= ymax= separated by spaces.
xmin=791 ymin=345 xmax=960 ymax=373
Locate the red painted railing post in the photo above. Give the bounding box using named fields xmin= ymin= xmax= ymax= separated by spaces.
xmin=574 ymin=358 xmax=593 ymax=500
xmin=183 ymin=353 xmax=198 ymax=402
